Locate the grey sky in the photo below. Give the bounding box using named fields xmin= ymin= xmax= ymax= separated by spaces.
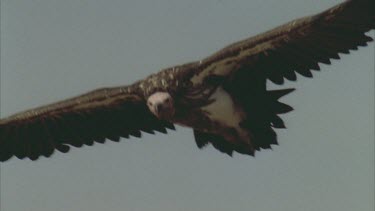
xmin=0 ymin=0 xmax=374 ymax=210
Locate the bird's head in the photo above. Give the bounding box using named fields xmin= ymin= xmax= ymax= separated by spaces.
xmin=147 ymin=92 xmax=175 ymax=119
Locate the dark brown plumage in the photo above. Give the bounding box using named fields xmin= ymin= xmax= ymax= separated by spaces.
xmin=0 ymin=0 xmax=374 ymax=161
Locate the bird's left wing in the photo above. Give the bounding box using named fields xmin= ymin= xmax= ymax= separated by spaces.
xmin=191 ymin=0 xmax=374 ymax=85
xmin=0 ymin=86 xmax=175 ymax=161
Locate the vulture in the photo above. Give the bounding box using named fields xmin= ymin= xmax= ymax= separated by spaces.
xmin=0 ymin=0 xmax=374 ymax=161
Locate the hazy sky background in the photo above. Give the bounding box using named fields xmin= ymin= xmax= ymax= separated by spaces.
xmin=0 ymin=0 xmax=374 ymax=210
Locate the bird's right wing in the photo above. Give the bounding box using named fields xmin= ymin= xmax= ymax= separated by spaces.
xmin=0 ymin=85 xmax=175 ymax=162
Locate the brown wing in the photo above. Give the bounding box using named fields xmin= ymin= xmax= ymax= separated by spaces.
xmin=191 ymin=0 xmax=374 ymax=85
xmin=0 ymin=85 xmax=175 ymax=162
xmin=188 ymin=0 xmax=373 ymax=156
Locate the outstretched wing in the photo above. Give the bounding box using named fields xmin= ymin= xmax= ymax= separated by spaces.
xmin=0 ymin=85 xmax=175 ymax=162
xmin=191 ymin=0 xmax=374 ymax=85
xmin=188 ymin=0 xmax=374 ymax=156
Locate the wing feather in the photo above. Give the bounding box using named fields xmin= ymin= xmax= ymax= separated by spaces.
xmin=0 ymin=86 xmax=175 ymax=161
xmin=192 ymin=0 xmax=374 ymax=84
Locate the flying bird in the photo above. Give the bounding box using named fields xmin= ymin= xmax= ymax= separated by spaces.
xmin=0 ymin=0 xmax=374 ymax=161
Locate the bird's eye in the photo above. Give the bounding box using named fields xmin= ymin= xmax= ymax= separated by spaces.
xmin=165 ymin=98 xmax=170 ymax=103
xmin=148 ymin=102 xmax=153 ymax=106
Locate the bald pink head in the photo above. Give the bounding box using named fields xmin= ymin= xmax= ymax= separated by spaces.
xmin=147 ymin=92 xmax=175 ymax=119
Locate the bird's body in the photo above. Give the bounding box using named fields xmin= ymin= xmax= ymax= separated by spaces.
xmin=203 ymin=88 xmax=254 ymax=152
xmin=0 ymin=0 xmax=374 ymax=161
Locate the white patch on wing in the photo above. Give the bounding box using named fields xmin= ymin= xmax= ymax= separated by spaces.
xmin=201 ymin=87 xmax=245 ymax=134
xmin=190 ymin=58 xmax=236 ymax=85
xmin=190 ymin=44 xmax=272 ymax=85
